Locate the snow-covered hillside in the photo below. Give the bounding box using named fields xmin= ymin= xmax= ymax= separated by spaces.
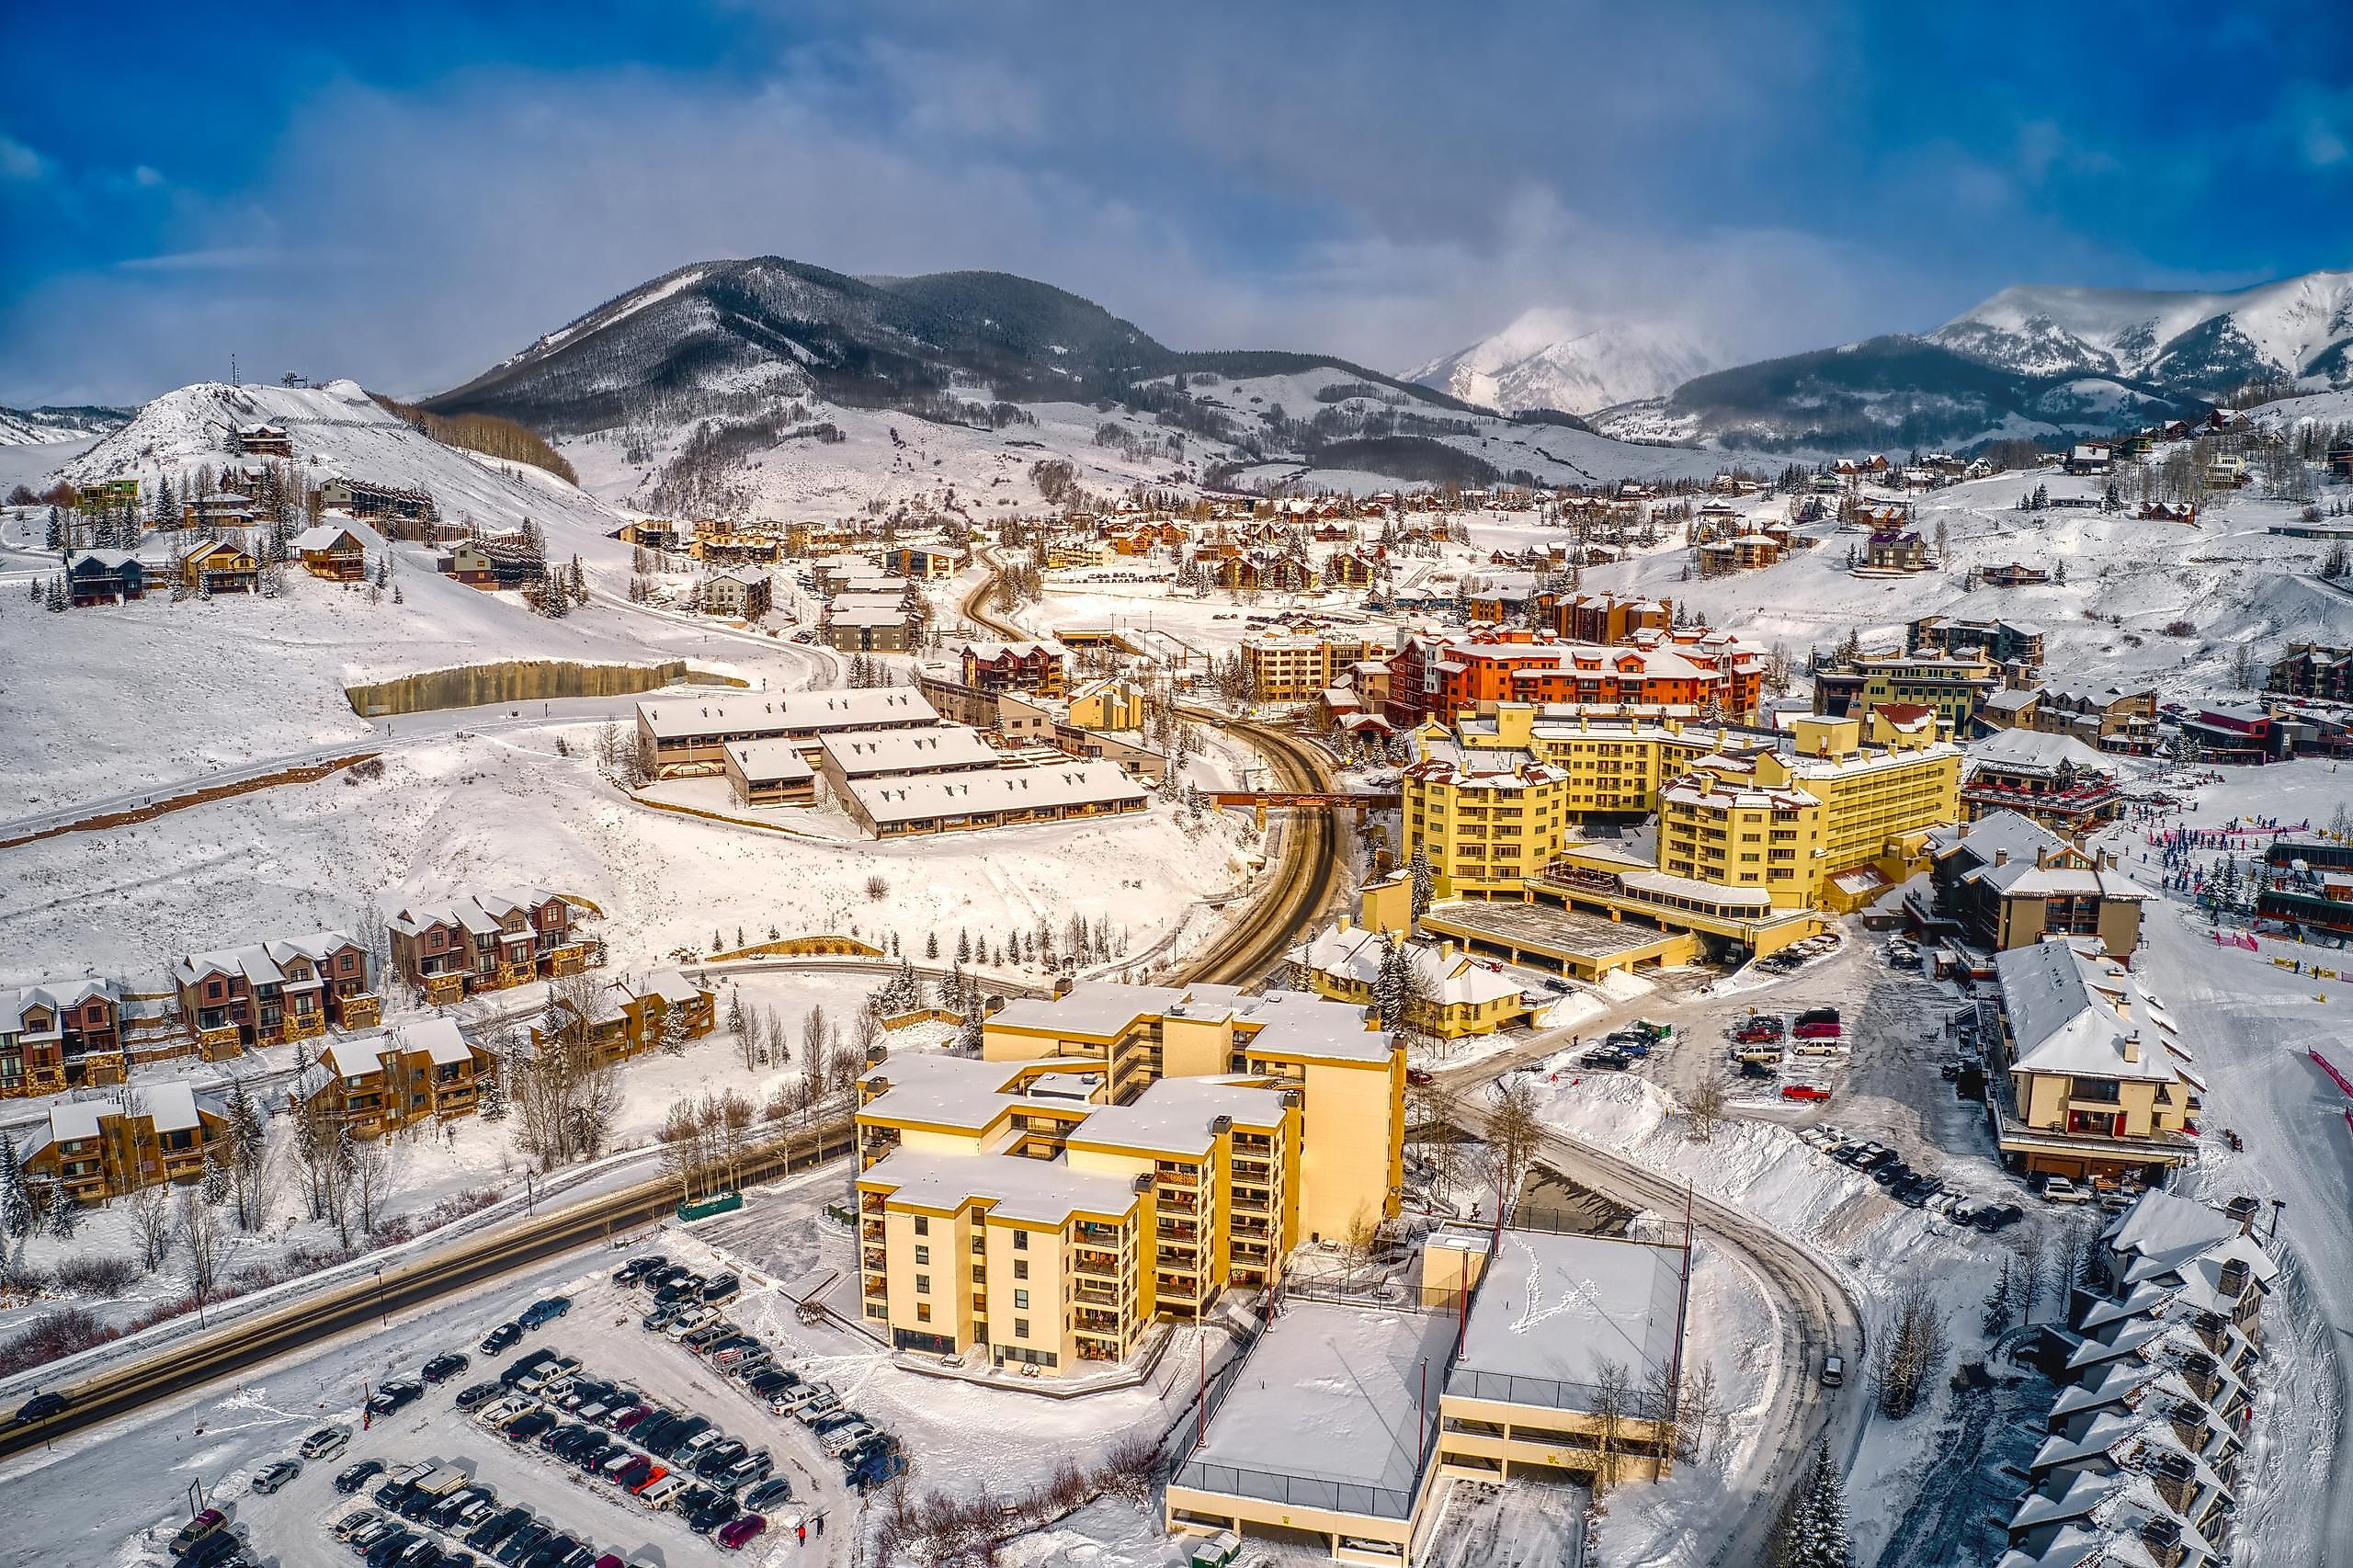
xmin=59 ymin=379 xmax=625 ymax=542
xmin=1931 ymin=269 xmax=2353 ymax=392
xmin=1407 ymin=307 xmax=1715 ymax=415
xmin=0 ymin=403 xmax=129 ymax=447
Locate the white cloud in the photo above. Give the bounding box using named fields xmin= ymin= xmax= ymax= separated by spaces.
xmin=0 ymin=134 xmax=48 ymax=182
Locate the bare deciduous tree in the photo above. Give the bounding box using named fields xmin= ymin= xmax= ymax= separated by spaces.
xmin=1686 ymin=1077 xmax=1729 ymax=1142
xmin=126 ymin=1182 xmax=174 ymax=1273
xmin=175 ymin=1187 xmax=229 ymax=1306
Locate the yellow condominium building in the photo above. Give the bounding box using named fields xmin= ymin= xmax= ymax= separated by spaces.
xmin=853 ymin=982 xmax=1403 ymax=1376
xmin=1243 ymin=631 xmax=1374 ymax=703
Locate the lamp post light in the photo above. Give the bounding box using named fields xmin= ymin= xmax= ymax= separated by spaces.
xmin=372 ymin=1265 xmax=388 ymax=1327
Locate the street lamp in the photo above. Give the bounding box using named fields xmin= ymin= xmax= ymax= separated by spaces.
xmin=372 ymin=1265 xmax=387 ymax=1326
xmin=2268 ymin=1198 xmax=2286 ymax=1241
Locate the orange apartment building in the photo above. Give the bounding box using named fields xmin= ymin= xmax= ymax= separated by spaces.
xmin=1388 ymin=629 xmax=1763 ymax=727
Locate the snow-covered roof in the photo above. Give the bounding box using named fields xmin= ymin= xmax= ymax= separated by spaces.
xmin=636 ymin=687 xmax=937 ymax=742
xmin=819 ymin=724 xmax=1000 ymax=779
xmin=1997 ymin=940 xmax=2181 ymax=1085
xmin=291 ymin=525 xmax=359 ymax=551
xmin=1452 ymin=1227 xmax=1685 ymax=1401
xmin=825 ymin=603 xmax=913 ymax=628
xmin=722 ymin=738 xmax=815 ymax=780
xmin=847 ymin=762 xmax=1146 ymax=825
xmin=1967 ymin=727 xmax=2116 ymax=778
xmin=1285 ymin=926 xmax=1527 ymax=1008
xmin=1067 ymin=1077 xmax=1291 ymax=1157
xmin=861 ymin=1146 xmax=1142 ymax=1227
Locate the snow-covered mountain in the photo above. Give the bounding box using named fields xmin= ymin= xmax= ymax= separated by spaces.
xmin=1406 ymin=308 xmax=1715 ymax=415
xmin=1930 ymin=269 xmax=2353 ymax=395
xmin=0 ymin=403 xmax=131 ymax=446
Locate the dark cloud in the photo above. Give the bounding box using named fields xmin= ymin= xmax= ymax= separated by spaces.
xmin=1 ymin=0 xmax=2343 ymax=404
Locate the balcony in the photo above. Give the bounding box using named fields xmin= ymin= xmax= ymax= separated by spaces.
xmin=863 ymin=1250 xmax=887 ymax=1272
xmin=1074 ymin=1253 xmax=1123 ymax=1280
xmin=862 ymin=1220 xmax=887 ymax=1244
xmin=1073 ymin=1282 xmax=1121 ymax=1308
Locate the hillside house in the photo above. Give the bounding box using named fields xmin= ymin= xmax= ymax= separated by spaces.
xmin=291 ymin=1017 xmax=492 ymax=1138
xmin=529 ymin=970 xmax=716 ymax=1063
xmin=2204 ymin=455 xmax=2247 ymax=489
xmin=233 ymin=423 xmax=292 ymax=457
xmin=1286 ymin=924 xmax=1538 ymax=1038
xmin=958 ymin=640 xmax=1068 ymax=698
xmin=64 ymin=550 xmax=144 ymax=606
xmin=2063 ymin=443 xmax=2112 ymax=476
xmin=702 ymin=565 xmax=773 ymax=619
xmin=1066 ymin=676 xmax=1145 ymax=733
xmin=3 ymin=980 xmax=123 ymax=1096
xmin=823 ymin=602 xmax=915 ymax=652
xmin=319 ymin=477 xmax=438 ymax=525
xmin=843 ymin=762 xmax=1147 ymax=838
xmin=1977 ymin=562 xmax=2051 ymax=587
xmin=172 ymin=933 xmax=379 ymax=1058
xmin=291 ymin=525 xmax=368 ymax=581
xmin=178 ymin=539 xmax=259 ymax=596
xmin=183 ymin=492 xmax=259 ymax=531
xmin=388 ymin=889 xmax=592 ymax=1005
xmin=1931 ymin=811 xmax=2149 ymax=955
xmin=1909 ymin=614 xmax=2046 ymax=671
xmin=438 ymin=542 xmax=496 ymax=587
xmin=19 ymin=1085 xmax=227 ymax=1205
xmin=883 ymin=544 xmax=959 ymax=579
xmin=2138 ymin=501 xmax=2198 ymax=524
xmin=1989 ymin=938 xmax=2199 ymax=1184
xmin=2267 ymin=642 xmax=2353 ymax=703
xmin=1864 ymin=528 xmax=1929 ymax=573
xmin=2029 ymin=684 xmax=2159 ymax=750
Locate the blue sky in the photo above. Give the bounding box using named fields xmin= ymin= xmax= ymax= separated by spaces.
xmin=3 ymin=0 xmax=2347 ymax=404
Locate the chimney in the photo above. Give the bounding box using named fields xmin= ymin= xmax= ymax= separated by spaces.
xmin=1995 ymin=848 xmax=2009 ymax=867
xmin=2217 ymin=1257 xmax=2250 ymax=1302
xmin=2148 ymin=1449 xmax=2195 ymax=1514
xmin=2140 ymin=1517 xmax=2185 ymax=1568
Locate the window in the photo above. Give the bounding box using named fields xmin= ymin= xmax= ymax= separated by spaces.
xmin=1013 ymin=1259 xmax=1029 ymax=1280
xmin=1014 ymin=1290 xmax=1030 ymax=1310
xmin=972 ymin=1266 xmax=985 ymax=1284
xmin=1014 ymin=1319 xmax=1029 ymax=1339
xmin=971 ymin=1236 xmax=985 ymax=1255
xmin=913 ymin=1245 xmax=929 ymax=1265
xmin=1012 ymin=1231 xmax=1028 ymax=1251
xmin=913 ymin=1216 xmax=929 ymax=1236
xmin=915 ymin=1275 xmax=930 ymax=1295
xmin=915 ymin=1303 xmax=931 ymax=1323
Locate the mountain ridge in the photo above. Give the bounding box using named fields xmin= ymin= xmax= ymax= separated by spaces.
xmin=1406 ymin=307 xmax=1715 ymax=415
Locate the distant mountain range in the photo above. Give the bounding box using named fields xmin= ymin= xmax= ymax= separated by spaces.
xmin=1929 ymin=270 xmax=2353 ymax=395
xmin=1405 ymin=307 xmax=1716 ymax=417
xmin=1586 ymin=267 xmax=2353 ymax=453
xmin=0 ymin=403 xmax=131 ymax=447
xmin=425 ymin=257 xmax=1490 ymax=437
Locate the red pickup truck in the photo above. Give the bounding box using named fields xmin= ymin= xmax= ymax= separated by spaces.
xmin=1780 ymin=1083 xmax=1832 ymax=1102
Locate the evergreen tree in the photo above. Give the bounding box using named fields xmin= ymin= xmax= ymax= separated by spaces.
xmin=567 ymin=554 xmax=587 ymax=601
xmin=957 ymin=930 xmax=972 ymax=964
xmin=925 ymin=930 xmax=939 ymax=960
xmin=42 ymin=1176 xmax=76 ymax=1241
xmin=45 ymin=576 xmax=67 ymax=613
xmin=1767 ymin=1441 xmax=1855 ymax=1568
xmin=0 ymin=1133 xmax=31 ymax=1238
xmin=45 ymin=505 xmax=63 ymax=551
xmin=476 ymin=1054 xmax=509 ymax=1122
xmin=1408 ymin=843 xmax=1435 ymax=919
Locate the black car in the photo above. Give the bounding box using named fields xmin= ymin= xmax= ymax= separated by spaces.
xmin=453 ymin=1381 xmax=504 ymax=1410
xmin=180 ymin=1529 xmax=245 ymax=1568
xmin=367 ymin=1531 xmax=420 ymax=1568
xmin=745 ymin=1369 xmax=794 ymax=1396
xmin=700 ymin=1274 xmax=741 ymax=1303
xmin=367 ymin=1380 xmax=425 ymax=1416
xmin=688 ymin=1494 xmax=741 ymax=1535
xmin=614 ymin=1254 xmax=667 ymax=1286
xmin=1976 ymin=1202 xmax=2025 ymax=1232
xmin=422 ymin=1352 xmax=472 ymax=1384
xmin=479 ymin=1322 xmax=524 ymax=1357
xmin=494 ymin=1524 xmax=549 ymax=1566
xmin=695 ymin=1439 xmax=748 ymax=1477
xmin=467 ymin=1508 xmax=530 ymax=1551
xmin=570 ymin=1437 xmax=616 ymax=1471
xmin=516 ymin=1534 xmax=577 ymax=1568
xmin=398 ymin=1488 xmax=443 ymax=1522
xmin=12 ymin=1390 xmax=71 ymax=1426
xmin=505 ymin=1411 xmax=557 ymax=1443
xmin=335 ymin=1458 xmax=389 ymax=1494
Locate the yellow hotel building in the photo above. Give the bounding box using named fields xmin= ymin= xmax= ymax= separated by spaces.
xmin=854 ymin=983 xmax=1402 ymax=1374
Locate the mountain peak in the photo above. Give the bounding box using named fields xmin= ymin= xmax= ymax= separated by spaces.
xmin=1407 ymin=308 xmax=1715 ymax=415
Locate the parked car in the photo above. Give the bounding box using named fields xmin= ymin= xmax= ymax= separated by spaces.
xmin=701 ymin=1274 xmax=741 ymax=1303
xmin=368 ymin=1380 xmax=426 ymax=1416
xmin=479 ymin=1323 xmax=524 ymax=1357
xmin=717 ymin=1516 xmax=767 ymax=1551
xmin=1404 ymin=1066 xmax=1433 ymax=1087
xmin=742 ymin=1477 xmax=794 ymax=1512
xmin=1821 ymin=1354 xmax=1846 ymax=1387
xmin=1779 ymin=1083 xmax=1831 ymax=1102
xmin=168 ymin=1509 xmax=230 ymax=1556
xmin=614 ymin=1254 xmax=667 ymax=1287
xmin=423 ymin=1352 xmax=472 ymax=1383
xmin=454 ymin=1381 xmax=504 ymax=1411
xmin=2038 ymin=1175 xmax=2091 ymax=1204
xmin=334 ymin=1509 xmax=382 ymax=1543
xmin=517 ymin=1296 xmax=572 ymax=1328
xmin=336 ymin=1458 xmax=390 ymax=1494
xmin=301 ymin=1424 xmax=352 ymax=1460
xmin=252 ymin=1459 xmax=302 ymax=1494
